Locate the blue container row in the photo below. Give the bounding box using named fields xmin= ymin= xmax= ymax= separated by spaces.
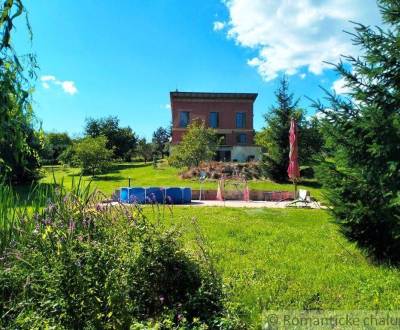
xmin=119 ymin=187 xmax=192 ymax=204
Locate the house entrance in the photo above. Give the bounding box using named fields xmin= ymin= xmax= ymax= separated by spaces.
xmin=215 ymin=150 xmax=231 ymax=162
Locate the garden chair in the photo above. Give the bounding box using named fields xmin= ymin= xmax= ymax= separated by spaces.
xmin=286 ymin=189 xmax=319 ymax=208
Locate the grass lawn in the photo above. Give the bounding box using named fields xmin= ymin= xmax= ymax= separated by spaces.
xmin=8 ymin=166 xmax=400 ymax=327
xmin=39 ymin=162 xmax=324 ymax=200
xmin=142 ymin=206 xmax=400 ymax=327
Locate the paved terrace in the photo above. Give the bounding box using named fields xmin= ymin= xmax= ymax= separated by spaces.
xmin=183 ymin=200 xmax=324 ymax=209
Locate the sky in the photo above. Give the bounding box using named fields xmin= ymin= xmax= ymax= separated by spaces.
xmin=16 ymin=0 xmax=381 ymax=139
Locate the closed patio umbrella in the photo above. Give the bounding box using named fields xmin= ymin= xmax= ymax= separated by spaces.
xmin=287 ymin=118 xmax=300 ymax=197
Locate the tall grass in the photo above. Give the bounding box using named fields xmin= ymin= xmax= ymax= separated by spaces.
xmin=0 ymin=177 xmax=93 ymax=254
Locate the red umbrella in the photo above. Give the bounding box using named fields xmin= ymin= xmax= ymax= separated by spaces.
xmin=287 ymin=119 xmax=300 ymax=197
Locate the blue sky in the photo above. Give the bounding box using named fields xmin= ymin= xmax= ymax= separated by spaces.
xmin=17 ymin=0 xmax=381 ymax=139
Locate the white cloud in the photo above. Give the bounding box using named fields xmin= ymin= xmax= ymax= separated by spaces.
xmin=60 ymin=81 xmax=78 ymax=95
xmin=213 ymin=21 xmax=226 ymax=31
xmin=165 ymin=103 xmax=171 ymax=110
xmin=219 ymin=0 xmax=381 ymax=81
xmin=300 ymin=73 xmax=306 ymax=79
xmin=40 ymin=75 xmax=78 ymax=95
xmin=41 ymin=75 xmax=56 ymax=82
xmin=332 ymin=77 xmax=352 ymax=94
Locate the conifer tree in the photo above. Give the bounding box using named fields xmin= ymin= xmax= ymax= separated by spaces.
xmin=257 ymin=76 xmax=302 ymax=182
xmin=315 ymin=0 xmax=400 ymax=263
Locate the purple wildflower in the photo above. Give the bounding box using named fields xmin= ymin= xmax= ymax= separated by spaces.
xmin=68 ymin=220 xmax=76 ymax=233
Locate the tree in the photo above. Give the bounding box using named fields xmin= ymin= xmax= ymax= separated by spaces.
xmin=256 ymin=76 xmax=302 ymax=182
xmin=300 ymin=116 xmax=324 ymax=166
xmin=136 ymin=138 xmax=153 ymax=163
xmin=74 ymin=136 xmax=113 ymax=176
xmin=315 ymin=0 xmax=400 ymax=263
xmin=152 ymin=127 xmax=170 ymax=158
xmin=169 ymin=121 xmax=219 ymax=168
xmin=84 ymin=116 xmax=137 ymax=161
xmin=0 ymin=0 xmax=42 ymax=183
xmin=41 ymin=132 xmax=72 ymax=165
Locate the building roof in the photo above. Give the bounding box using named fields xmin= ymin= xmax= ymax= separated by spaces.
xmin=170 ymin=91 xmax=258 ymax=101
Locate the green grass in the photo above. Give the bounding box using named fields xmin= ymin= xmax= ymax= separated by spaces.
xmin=7 ymin=173 xmax=400 ymax=328
xmin=40 ymin=162 xmax=324 ymax=200
xmin=142 ymin=206 xmax=400 ymax=327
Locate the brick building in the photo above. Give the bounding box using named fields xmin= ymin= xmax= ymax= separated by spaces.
xmin=170 ymin=91 xmax=262 ymax=162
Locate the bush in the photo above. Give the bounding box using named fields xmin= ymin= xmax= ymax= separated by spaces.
xmin=74 ymin=136 xmax=113 ymax=175
xmin=300 ymin=167 xmax=314 ymax=179
xmin=0 ymin=183 xmax=240 ymax=328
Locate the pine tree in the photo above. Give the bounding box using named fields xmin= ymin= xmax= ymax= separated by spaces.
xmin=257 ymin=76 xmax=302 ymax=182
xmin=315 ymin=0 xmax=400 ymax=263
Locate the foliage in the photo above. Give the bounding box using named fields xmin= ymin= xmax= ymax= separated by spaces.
xmin=0 ymin=0 xmax=42 ymax=183
xmin=314 ymin=0 xmax=400 ymax=263
xmin=40 ymin=132 xmax=72 ymax=165
xmin=136 ymin=138 xmax=154 ymax=163
xmin=0 ymin=184 xmax=48 ymax=254
xmin=256 ymin=76 xmax=303 ymax=182
xmin=0 ymin=183 xmax=239 ymax=328
xmin=57 ymin=144 xmax=79 ymax=167
xmin=85 ymin=116 xmax=137 ymax=161
xmin=257 ymin=77 xmax=323 ymax=182
xmin=74 ymin=136 xmax=113 ymax=176
xmin=169 ymin=121 xmax=219 ymax=168
xmin=300 ymin=116 xmax=324 ymax=165
xmin=152 ymin=126 xmax=170 ymax=158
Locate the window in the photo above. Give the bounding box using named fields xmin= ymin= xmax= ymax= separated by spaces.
xmin=209 ymin=112 xmax=219 ymax=128
xmin=236 ymin=112 xmax=246 ymax=128
xmin=237 ymin=133 xmax=247 ymax=144
xmin=217 ymin=134 xmax=226 ymax=145
xmin=179 ymin=111 xmax=190 ymax=128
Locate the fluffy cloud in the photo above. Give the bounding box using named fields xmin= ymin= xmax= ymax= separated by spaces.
xmin=213 ymin=21 xmax=226 ymax=31
xmin=332 ymin=77 xmax=352 ymax=94
xmin=40 ymin=75 xmax=78 ymax=95
xmin=219 ymin=0 xmax=380 ymax=81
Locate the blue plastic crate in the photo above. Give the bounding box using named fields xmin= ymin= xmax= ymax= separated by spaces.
xmin=145 ymin=187 xmax=166 ymax=204
xmin=166 ymin=187 xmax=183 ymax=204
xmin=128 ymin=187 xmax=146 ymax=204
xmin=182 ymin=188 xmax=192 ymax=204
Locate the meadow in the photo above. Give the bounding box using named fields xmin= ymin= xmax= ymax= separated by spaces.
xmin=6 ymin=163 xmax=400 ymax=328
xmin=143 ymin=206 xmax=400 ymax=327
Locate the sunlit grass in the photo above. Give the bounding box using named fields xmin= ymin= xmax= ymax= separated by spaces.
xmin=143 ymin=207 xmax=400 ymax=326
xmin=40 ymin=162 xmax=324 ymax=201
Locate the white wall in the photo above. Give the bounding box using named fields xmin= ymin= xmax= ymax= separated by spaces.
xmin=231 ymin=146 xmax=262 ymax=162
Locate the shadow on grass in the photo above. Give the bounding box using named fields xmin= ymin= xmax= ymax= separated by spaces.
xmin=110 ymin=163 xmax=151 ymax=171
xmin=91 ymin=175 xmax=125 ymax=182
xmin=13 ymin=182 xmax=58 ymax=207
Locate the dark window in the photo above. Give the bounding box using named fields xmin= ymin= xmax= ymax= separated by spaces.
xmin=179 ymin=111 xmax=190 ymax=128
xmin=217 ymin=134 xmax=226 ymax=145
xmin=209 ymin=112 xmax=219 ymax=128
xmin=237 ymin=133 xmax=247 ymax=144
xmin=236 ymin=112 xmax=246 ymax=128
